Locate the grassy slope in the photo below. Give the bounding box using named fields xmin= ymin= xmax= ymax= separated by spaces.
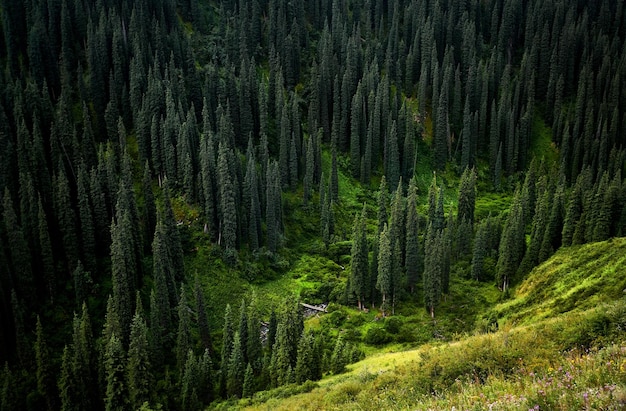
xmin=233 ymin=239 xmax=626 ymax=410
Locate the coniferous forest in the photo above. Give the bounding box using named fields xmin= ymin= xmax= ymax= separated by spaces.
xmin=1 ymin=0 xmax=626 ymax=409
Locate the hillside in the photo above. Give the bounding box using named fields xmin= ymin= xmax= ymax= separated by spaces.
xmin=235 ymin=240 xmax=626 ymax=410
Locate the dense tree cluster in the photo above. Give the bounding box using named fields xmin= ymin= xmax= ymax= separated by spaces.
xmin=0 ymin=0 xmax=625 ymax=408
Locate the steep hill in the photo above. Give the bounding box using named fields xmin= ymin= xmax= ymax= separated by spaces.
xmin=233 ymin=239 xmax=626 ymax=410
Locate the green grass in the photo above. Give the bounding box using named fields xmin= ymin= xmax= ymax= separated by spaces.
xmin=489 ymin=238 xmax=626 ymax=326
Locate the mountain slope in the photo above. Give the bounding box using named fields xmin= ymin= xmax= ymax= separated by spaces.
xmin=232 ymin=239 xmax=626 ymax=410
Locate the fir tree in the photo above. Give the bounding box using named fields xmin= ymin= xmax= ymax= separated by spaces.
xmin=457 ymin=167 xmax=477 ymax=227
xmin=3 ymin=188 xmax=34 ymax=300
xmin=217 ymin=141 xmax=238 ymax=253
xmin=110 ymin=210 xmax=134 ymax=344
xmin=349 ymin=205 xmax=369 ymax=310
xmin=220 ymin=304 xmax=235 ymax=398
xmin=194 ymin=275 xmax=213 ymax=354
xmin=127 ymin=306 xmax=152 ymax=410
xmin=242 ymin=363 xmax=255 ymax=398
xmin=104 ymin=334 xmax=128 ymax=411
xmin=405 ymin=177 xmax=421 ymax=293
xmin=35 ymin=316 xmax=56 ymax=410
xmin=303 ymin=137 xmax=314 ymax=207
xmin=330 ymin=335 xmax=347 ymax=374
xmin=423 ymin=224 xmax=443 ymax=318
xmin=295 ymin=330 xmax=316 ymax=384
xmin=227 ymin=332 xmax=245 ymax=398
xmin=496 ymin=189 xmax=525 ymax=293
xmin=377 ymin=176 xmax=389 ymax=234
xmin=377 ymin=224 xmax=392 ymax=316
xmin=176 ymin=287 xmax=191 ymax=377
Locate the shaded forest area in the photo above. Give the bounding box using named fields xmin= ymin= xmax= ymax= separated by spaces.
xmin=0 ymin=0 xmax=625 ymax=409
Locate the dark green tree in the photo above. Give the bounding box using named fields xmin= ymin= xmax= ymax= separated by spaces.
xmin=110 ymin=209 xmax=135 ymax=343
xmin=2 ymin=188 xmax=34 ymax=300
xmin=377 ymin=176 xmax=389 ymax=234
xmin=227 ymin=332 xmax=245 ymax=398
xmin=77 ymin=165 xmax=97 ymax=274
xmin=217 ymin=141 xmax=238 ymax=253
xmin=219 ymin=304 xmax=235 ymax=398
xmin=496 ymin=189 xmax=525 ymax=292
xmin=194 ymin=275 xmax=213 ymax=354
xmin=303 ymin=137 xmax=314 ymax=207
xmin=457 ymin=167 xmax=477 ymax=226
xmin=349 ymin=205 xmax=369 ymax=310
xmin=242 ymin=363 xmax=255 ymax=398
xmin=127 ymin=305 xmax=152 ymax=410
xmin=176 ymin=287 xmax=191 ymax=377
xmin=330 ymin=335 xmax=347 ymax=374
xmin=58 ymin=345 xmax=78 ymax=411
xmin=104 ymin=334 xmax=128 ymax=411
xmin=376 ymin=224 xmax=392 ymax=316
xmin=423 ymin=224 xmax=443 ymax=318
xmin=35 ymin=316 xmax=56 ymax=410
xmin=294 ymin=330 xmax=316 ymax=384
xmin=405 ymin=177 xmax=421 ymax=293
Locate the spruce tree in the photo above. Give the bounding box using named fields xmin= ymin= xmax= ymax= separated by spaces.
xmin=377 ymin=176 xmax=389 ymax=234
xmin=176 ymin=287 xmax=191 ymax=377
xmin=405 ymin=177 xmax=421 ymax=293
xmin=457 ymin=167 xmax=477 ymax=227
xmin=227 ymin=332 xmax=245 ymax=398
xmin=194 ymin=275 xmax=213 ymax=354
xmin=217 ymin=141 xmax=238 ymax=253
xmin=220 ymin=304 xmax=235 ymax=398
xmin=303 ymin=137 xmax=314 ymax=207
xmin=295 ymin=330 xmax=316 ymax=384
xmin=35 ymin=316 xmax=56 ymax=410
xmin=496 ymin=189 xmax=525 ymax=293
xmin=77 ymin=165 xmax=97 ymax=274
xmin=104 ymin=334 xmax=128 ymax=411
xmin=127 ymin=306 xmax=152 ymax=410
xmin=58 ymin=345 xmax=78 ymax=411
xmin=38 ymin=197 xmax=55 ymax=302
xmin=376 ymin=224 xmax=392 ymax=316
xmin=423 ymin=223 xmax=443 ymax=318
xmin=110 ymin=210 xmax=134 ymax=344
xmin=246 ymin=296 xmax=263 ymax=374
xmin=349 ymin=205 xmax=369 ymax=310
xmin=330 ymin=335 xmax=347 ymax=375
xmin=3 ymin=188 xmax=34 ymax=300
xmin=242 ymin=363 xmax=255 ymax=398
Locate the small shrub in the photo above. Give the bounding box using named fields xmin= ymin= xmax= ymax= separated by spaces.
xmin=363 ymin=325 xmax=392 ymax=345
xmin=324 ymin=308 xmax=348 ymax=327
xmin=384 ymin=316 xmax=403 ymax=334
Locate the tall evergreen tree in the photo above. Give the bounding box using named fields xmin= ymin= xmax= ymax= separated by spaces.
xmin=227 ymin=332 xmax=245 ymax=398
xmin=104 ymin=334 xmax=128 ymax=411
xmin=457 ymin=167 xmax=477 ymax=227
xmin=376 ymin=224 xmax=392 ymax=316
xmin=35 ymin=316 xmax=56 ymax=410
xmin=176 ymin=287 xmax=191 ymax=377
xmin=110 ymin=210 xmax=135 ymax=344
xmin=423 ymin=223 xmax=443 ymax=318
xmin=405 ymin=177 xmax=421 ymax=293
xmin=294 ymin=330 xmax=316 ymax=384
xmin=219 ymin=304 xmax=235 ymax=398
xmin=127 ymin=305 xmax=152 ymax=410
xmin=217 ymin=142 xmax=238 ymax=253
xmin=2 ymin=188 xmax=34 ymax=301
xmin=349 ymin=205 xmax=369 ymax=310
xmin=496 ymin=189 xmax=525 ymax=292
xmin=194 ymin=275 xmax=213 ymax=354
